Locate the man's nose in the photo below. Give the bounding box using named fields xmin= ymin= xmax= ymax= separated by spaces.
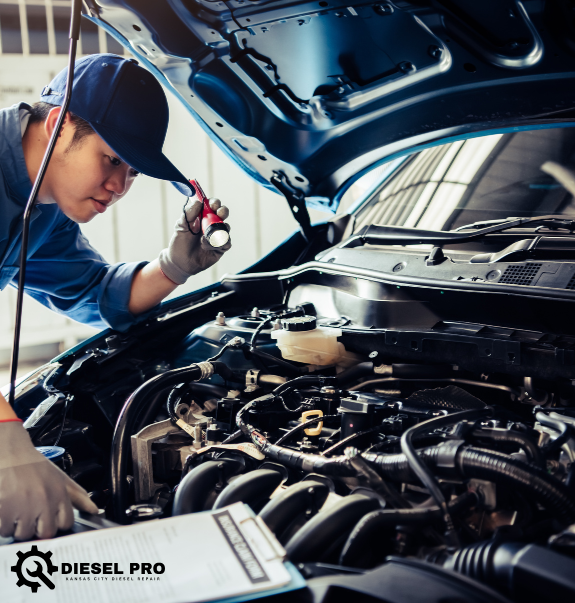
xmin=105 ymin=167 xmax=130 ymax=196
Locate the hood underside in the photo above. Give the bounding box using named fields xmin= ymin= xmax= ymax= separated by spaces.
xmin=86 ymin=0 xmax=575 ymax=210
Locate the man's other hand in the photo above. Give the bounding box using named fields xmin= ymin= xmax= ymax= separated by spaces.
xmin=158 ymin=197 xmax=232 ymax=285
xmin=0 ymin=420 xmax=99 ymax=540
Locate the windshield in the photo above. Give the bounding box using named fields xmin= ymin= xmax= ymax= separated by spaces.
xmin=352 ymin=127 xmax=575 ymax=234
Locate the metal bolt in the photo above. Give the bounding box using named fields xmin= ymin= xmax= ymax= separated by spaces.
xmin=216 ymin=311 xmax=226 ymax=326
xmin=373 ymin=3 xmax=393 ymax=15
xmin=428 ymin=45 xmax=442 ymax=59
xmin=398 ymin=61 xmax=415 ymax=73
xmin=251 ymin=307 xmax=261 ymax=318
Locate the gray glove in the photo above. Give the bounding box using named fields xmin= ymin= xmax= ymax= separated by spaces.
xmin=158 ymin=197 xmax=231 ymax=285
xmin=0 ymin=421 xmax=99 ymax=540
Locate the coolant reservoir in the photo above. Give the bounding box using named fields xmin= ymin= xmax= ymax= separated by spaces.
xmin=271 ymin=316 xmax=356 ymax=367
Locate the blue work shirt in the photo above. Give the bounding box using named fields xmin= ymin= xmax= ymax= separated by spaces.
xmin=0 ymin=102 xmax=148 ymax=331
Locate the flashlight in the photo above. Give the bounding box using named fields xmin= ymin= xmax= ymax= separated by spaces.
xmin=189 ymin=179 xmax=230 ymax=248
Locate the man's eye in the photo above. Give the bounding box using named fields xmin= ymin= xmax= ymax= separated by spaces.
xmin=109 ymin=155 xmax=122 ymax=166
xmin=130 ymin=169 xmax=140 ymax=177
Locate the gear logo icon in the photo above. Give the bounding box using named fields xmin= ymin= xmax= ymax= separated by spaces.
xmin=11 ymin=544 xmax=58 ymax=592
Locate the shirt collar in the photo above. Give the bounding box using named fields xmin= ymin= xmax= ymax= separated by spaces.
xmin=0 ymin=102 xmax=33 ymax=206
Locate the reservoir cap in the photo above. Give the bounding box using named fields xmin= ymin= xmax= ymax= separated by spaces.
xmin=36 ymin=446 xmax=65 ymax=462
xmin=281 ymin=315 xmax=317 ymax=331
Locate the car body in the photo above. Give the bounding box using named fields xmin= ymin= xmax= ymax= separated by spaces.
xmin=4 ymin=1 xmax=575 ymax=602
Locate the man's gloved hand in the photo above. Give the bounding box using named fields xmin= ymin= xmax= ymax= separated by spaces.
xmin=0 ymin=420 xmax=99 ymax=540
xmin=158 ymin=197 xmax=231 ymax=285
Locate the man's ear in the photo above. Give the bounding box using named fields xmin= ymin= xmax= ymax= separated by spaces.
xmin=44 ymin=106 xmax=69 ymax=140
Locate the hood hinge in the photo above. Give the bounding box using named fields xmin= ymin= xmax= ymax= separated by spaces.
xmin=271 ymin=172 xmax=313 ymax=243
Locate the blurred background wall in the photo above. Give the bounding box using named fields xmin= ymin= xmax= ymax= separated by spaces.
xmin=0 ymin=0 xmax=331 ymax=382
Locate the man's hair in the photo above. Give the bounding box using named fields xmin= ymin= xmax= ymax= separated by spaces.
xmin=28 ymin=101 xmax=95 ymax=152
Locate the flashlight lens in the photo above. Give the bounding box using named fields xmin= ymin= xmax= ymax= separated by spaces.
xmin=208 ymin=229 xmax=230 ymax=248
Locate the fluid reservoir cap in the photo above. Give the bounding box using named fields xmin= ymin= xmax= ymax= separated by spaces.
xmin=281 ymin=315 xmax=317 ymax=331
xmin=36 ymin=446 xmax=65 ymax=462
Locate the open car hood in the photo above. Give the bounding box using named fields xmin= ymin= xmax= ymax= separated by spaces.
xmin=86 ymin=0 xmax=575 ymax=211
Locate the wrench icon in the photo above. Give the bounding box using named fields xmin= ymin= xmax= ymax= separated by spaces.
xmin=26 ymin=561 xmax=55 ymax=590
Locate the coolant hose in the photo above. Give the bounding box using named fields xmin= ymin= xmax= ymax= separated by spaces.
xmin=470 ymin=427 xmax=544 ymax=468
xmin=340 ymin=491 xmax=478 ymax=567
xmin=110 ymin=361 xmax=226 ymax=523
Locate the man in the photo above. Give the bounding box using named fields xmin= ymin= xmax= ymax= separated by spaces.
xmin=0 ymin=54 xmax=231 ymax=540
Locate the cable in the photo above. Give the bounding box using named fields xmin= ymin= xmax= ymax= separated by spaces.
xmin=207 ymin=337 xmax=245 ymax=363
xmin=8 ymin=0 xmax=82 ymax=407
xmin=400 ymin=407 xmax=491 ymax=547
xmin=250 ymin=317 xmax=273 ymax=348
xmin=274 ymin=415 xmax=337 ymax=446
xmin=273 ymin=375 xmax=334 ymax=397
xmin=221 ymin=429 xmax=243 ymax=445
xmin=53 ymin=395 xmax=71 ymax=447
xmin=321 ymin=427 xmax=382 ymax=457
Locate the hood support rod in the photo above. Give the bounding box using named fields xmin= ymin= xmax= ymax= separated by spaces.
xmin=8 ymin=0 xmax=82 ymax=407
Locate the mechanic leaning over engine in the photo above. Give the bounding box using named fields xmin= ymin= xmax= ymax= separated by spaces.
xmin=0 ymin=53 xmax=231 ymax=540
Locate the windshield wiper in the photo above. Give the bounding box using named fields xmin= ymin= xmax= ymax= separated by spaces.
xmin=346 ymin=215 xmax=575 ymax=247
xmin=455 ymin=215 xmax=575 ymax=232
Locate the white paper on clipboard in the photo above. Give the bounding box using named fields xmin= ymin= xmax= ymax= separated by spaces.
xmin=0 ymin=503 xmax=304 ymax=603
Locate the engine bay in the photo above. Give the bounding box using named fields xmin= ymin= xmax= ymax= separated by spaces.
xmin=9 ymin=267 xmax=575 ymax=602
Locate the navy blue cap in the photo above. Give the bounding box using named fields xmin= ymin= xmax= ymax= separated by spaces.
xmin=40 ymin=53 xmax=193 ymax=196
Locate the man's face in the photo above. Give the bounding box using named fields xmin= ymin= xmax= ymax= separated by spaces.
xmin=41 ymin=116 xmax=139 ymax=223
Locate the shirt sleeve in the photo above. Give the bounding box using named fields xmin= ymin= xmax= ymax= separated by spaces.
xmin=13 ymin=214 xmax=152 ymax=331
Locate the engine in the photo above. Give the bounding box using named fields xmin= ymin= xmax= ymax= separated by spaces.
xmin=16 ymin=302 xmax=575 ymax=602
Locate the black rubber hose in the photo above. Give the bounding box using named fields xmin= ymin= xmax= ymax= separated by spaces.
xmin=173 ymin=459 xmax=244 ymax=515
xmin=392 ymin=364 xmax=456 ymax=379
xmin=111 ymin=362 xmax=227 ymax=524
xmin=248 ymin=348 xmax=307 ymax=376
xmin=441 ymin=540 xmax=575 ymax=601
xmin=364 ymin=446 xmax=575 ymax=524
xmin=273 ymin=375 xmax=334 ymax=397
xmin=335 ymin=362 xmax=374 ymax=386
xmin=166 ymin=382 xmax=228 ymax=423
xmin=212 ymin=468 xmax=285 ymax=513
xmin=285 ymin=494 xmax=381 ymax=564
xmin=400 ymin=408 xmax=491 ymax=543
xmin=536 ymin=412 xmax=571 ymax=456
xmin=340 ymin=491 xmax=478 ymax=568
xmin=258 ymin=481 xmax=330 ymax=543
xmin=470 ymin=428 xmax=544 ymax=469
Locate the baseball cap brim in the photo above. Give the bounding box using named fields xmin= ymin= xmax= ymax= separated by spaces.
xmin=91 ymin=122 xmax=194 ymax=197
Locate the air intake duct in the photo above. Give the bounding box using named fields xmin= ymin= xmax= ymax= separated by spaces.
xmin=437 ymin=540 xmax=575 ymax=601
